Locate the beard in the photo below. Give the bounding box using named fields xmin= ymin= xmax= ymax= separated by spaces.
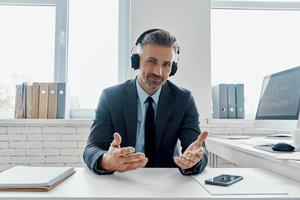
xmin=142 ymin=73 xmax=165 ymax=91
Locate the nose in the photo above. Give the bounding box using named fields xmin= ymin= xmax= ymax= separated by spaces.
xmin=152 ymin=64 xmax=163 ymax=76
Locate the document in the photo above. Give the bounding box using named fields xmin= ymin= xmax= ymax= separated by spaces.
xmin=276 ymin=152 xmax=300 ymax=160
xmin=0 ymin=166 xmax=75 ymax=191
xmin=192 ymin=168 xmax=288 ymax=195
xmin=218 ymin=135 xmax=250 ymax=139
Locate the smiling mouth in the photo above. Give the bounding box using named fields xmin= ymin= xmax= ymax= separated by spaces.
xmin=148 ymin=75 xmax=162 ymax=82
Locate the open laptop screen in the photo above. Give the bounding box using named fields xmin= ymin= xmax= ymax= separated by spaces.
xmin=256 ymin=66 xmax=300 ymax=120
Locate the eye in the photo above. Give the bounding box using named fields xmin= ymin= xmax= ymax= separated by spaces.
xmin=163 ymin=62 xmax=171 ymax=68
xmin=147 ymin=59 xmax=156 ymax=65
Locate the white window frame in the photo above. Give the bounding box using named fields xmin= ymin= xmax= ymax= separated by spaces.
xmin=211 ymin=0 xmax=300 ymax=10
xmin=0 ymin=0 xmax=69 ymax=83
xmin=0 ymin=0 xmax=130 ymax=119
xmin=118 ymin=0 xmax=131 ymax=83
xmin=211 ymin=0 xmax=300 ymax=118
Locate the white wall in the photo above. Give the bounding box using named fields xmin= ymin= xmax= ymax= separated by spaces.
xmin=130 ymin=0 xmax=212 ymax=120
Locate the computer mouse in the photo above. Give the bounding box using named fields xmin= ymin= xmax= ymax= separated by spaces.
xmin=272 ymin=143 xmax=295 ymax=152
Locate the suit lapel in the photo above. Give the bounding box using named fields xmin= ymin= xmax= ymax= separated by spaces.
xmin=123 ymin=79 xmax=138 ymax=147
xmin=155 ymin=82 xmax=173 ymax=151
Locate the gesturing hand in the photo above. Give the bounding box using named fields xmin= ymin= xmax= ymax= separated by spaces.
xmin=99 ymin=132 xmax=148 ymax=172
xmin=174 ymin=131 xmax=208 ymax=170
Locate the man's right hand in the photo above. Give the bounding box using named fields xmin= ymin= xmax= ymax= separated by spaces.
xmin=99 ymin=132 xmax=148 ymax=172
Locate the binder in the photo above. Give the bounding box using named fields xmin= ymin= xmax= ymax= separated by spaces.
xmin=14 ymin=85 xmax=23 ymax=119
xmin=227 ymin=84 xmax=236 ymax=119
xmin=38 ymin=83 xmax=49 ymax=119
xmin=212 ymin=84 xmax=228 ymax=119
xmin=32 ymin=82 xmax=40 ymax=118
xmin=21 ymin=83 xmax=27 ymax=118
xmin=57 ymin=83 xmax=66 ymax=119
xmin=26 ymin=84 xmax=33 ymax=118
xmin=235 ymin=84 xmax=245 ymax=119
xmin=47 ymin=83 xmax=58 ymax=119
xmin=26 ymin=82 xmax=39 ymax=119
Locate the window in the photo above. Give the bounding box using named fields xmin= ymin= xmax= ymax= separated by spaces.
xmin=211 ymin=1 xmax=300 ymax=119
xmin=68 ymin=0 xmax=119 ymax=118
xmin=0 ymin=0 xmax=123 ymax=119
xmin=0 ymin=0 xmax=67 ymax=119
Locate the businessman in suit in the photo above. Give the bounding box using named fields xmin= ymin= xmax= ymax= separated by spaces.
xmin=83 ymin=29 xmax=208 ymax=175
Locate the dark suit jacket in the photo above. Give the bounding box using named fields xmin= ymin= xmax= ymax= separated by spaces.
xmin=83 ymin=79 xmax=208 ymax=175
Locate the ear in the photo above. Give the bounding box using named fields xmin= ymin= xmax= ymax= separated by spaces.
xmin=169 ymin=62 xmax=178 ymax=76
xmin=131 ymin=54 xmax=140 ymax=70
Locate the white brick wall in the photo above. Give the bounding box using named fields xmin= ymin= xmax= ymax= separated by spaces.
xmin=0 ymin=120 xmax=92 ymax=172
xmin=0 ymin=119 xmax=283 ymax=171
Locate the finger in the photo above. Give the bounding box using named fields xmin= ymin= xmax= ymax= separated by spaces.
xmin=184 ymin=151 xmax=199 ymax=164
xmin=196 ymin=131 xmax=208 ymax=147
xmin=115 ymin=146 xmax=135 ymax=157
xmin=195 ymin=147 xmax=205 ymax=157
xmin=122 ymin=152 xmax=145 ymax=163
xmin=124 ymin=158 xmax=148 ymax=171
xmin=111 ymin=132 xmax=122 ymax=147
xmin=180 ymin=155 xmax=195 ymax=168
xmin=174 ymin=157 xmax=189 ymax=169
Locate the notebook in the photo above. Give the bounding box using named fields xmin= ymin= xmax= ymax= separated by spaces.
xmin=0 ymin=166 xmax=75 ymax=192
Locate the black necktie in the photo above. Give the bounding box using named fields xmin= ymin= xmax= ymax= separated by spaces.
xmin=145 ymin=96 xmax=155 ymax=167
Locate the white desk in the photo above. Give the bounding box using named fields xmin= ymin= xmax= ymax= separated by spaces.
xmin=206 ymin=136 xmax=300 ymax=182
xmin=0 ymin=167 xmax=300 ymax=199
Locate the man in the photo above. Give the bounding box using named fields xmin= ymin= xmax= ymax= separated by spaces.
xmin=83 ymin=29 xmax=208 ymax=175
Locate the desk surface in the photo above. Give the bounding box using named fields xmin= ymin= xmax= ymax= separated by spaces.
xmin=0 ymin=167 xmax=300 ymax=200
xmin=206 ymin=136 xmax=300 ymax=182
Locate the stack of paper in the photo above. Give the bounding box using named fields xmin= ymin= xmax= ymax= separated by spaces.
xmin=276 ymin=153 xmax=300 ymax=161
xmin=0 ymin=166 xmax=75 ymax=191
xmin=218 ymin=135 xmax=250 ymax=140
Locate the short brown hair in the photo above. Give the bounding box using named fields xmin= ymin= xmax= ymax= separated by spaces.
xmin=139 ymin=29 xmax=179 ymax=54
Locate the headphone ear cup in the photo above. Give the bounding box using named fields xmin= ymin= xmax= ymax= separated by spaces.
xmin=170 ymin=61 xmax=178 ymax=76
xmin=131 ymin=54 xmax=140 ymax=70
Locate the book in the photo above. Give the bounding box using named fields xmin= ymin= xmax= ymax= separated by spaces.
xmin=0 ymin=166 xmax=75 ymax=192
xmin=38 ymin=83 xmax=49 ymax=119
xmin=47 ymin=83 xmax=58 ymax=119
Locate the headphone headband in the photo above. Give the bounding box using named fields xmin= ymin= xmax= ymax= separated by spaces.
xmin=135 ymin=29 xmax=160 ymax=45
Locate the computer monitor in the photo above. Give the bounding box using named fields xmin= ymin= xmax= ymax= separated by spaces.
xmin=254 ymin=66 xmax=300 ymax=131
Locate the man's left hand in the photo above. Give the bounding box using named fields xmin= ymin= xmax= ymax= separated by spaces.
xmin=174 ymin=131 xmax=208 ymax=169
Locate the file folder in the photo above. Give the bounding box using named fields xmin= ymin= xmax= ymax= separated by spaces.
xmin=26 ymin=82 xmax=39 ymax=119
xmin=57 ymin=83 xmax=66 ymax=119
xmin=48 ymin=83 xmax=58 ymax=119
xmin=14 ymin=85 xmax=23 ymax=119
xmin=235 ymin=84 xmax=244 ymax=119
xmin=212 ymin=84 xmax=228 ymax=119
xmin=38 ymin=83 xmax=49 ymax=118
xmin=227 ymin=84 xmax=236 ymax=119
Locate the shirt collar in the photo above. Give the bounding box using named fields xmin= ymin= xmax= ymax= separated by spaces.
xmin=136 ymin=79 xmax=161 ymax=105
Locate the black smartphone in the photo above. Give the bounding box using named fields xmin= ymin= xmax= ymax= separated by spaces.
xmin=204 ymin=174 xmax=243 ymax=186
